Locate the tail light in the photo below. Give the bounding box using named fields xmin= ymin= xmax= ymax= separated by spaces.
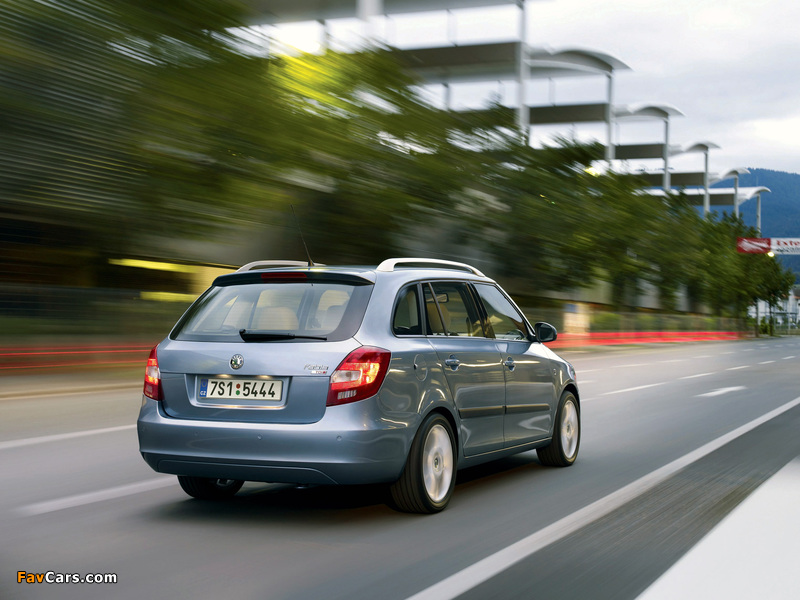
xmin=327 ymin=346 xmax=391 ymax=406
xmin=143 ymin=346 xmax=162 ymax=401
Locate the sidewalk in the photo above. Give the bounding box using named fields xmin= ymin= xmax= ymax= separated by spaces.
xmin=637 ymin=456 xmax=800 ymax=599
xmin=0 ymin=369 xmax=142 ymax=400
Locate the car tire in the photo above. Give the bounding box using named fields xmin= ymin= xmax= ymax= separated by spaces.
xmin=177 ymin=476 xmax=244 ymax=500
xmin=537 ymin=391 xmax=580 ymax=467
xmin=389 ymin=413 xmax=456 ymax=514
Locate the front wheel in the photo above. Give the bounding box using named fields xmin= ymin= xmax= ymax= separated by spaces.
xmin=537 ymin=391 xmax=580 ymax=467
xmin=390 ymin=413 xmax=456 ymax=513
xmin=178 ymin=476 xmax=244 ymax=500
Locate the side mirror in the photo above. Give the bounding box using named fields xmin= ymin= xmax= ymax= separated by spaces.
xmin=533 ymin=322 xmax=557 ymax=343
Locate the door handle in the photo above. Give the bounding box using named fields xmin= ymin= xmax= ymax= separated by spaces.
xmin=444 ymin=355 xmax=460 ymax=370
xmin=503 ymin=357 xmax=515 ymax=371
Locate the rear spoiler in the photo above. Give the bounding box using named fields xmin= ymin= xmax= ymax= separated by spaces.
xmin=212 ymin=270 xmax=374 ymax=287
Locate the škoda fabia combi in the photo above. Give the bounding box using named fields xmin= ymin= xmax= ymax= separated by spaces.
xmin=137 ymin=258 xmax=580 ymax=513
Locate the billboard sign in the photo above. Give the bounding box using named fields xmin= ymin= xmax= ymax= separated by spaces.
xmin=737 ymin=238 xmax=800 ymax=254
xmin=736 ymin=238 xmax=771 ymax=253
xmin=771 ymin=238 xmax=800 ymax=254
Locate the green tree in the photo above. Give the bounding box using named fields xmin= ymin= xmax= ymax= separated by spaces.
xmin=266 ymin=48 xmax=514 ymax=262
xmin=462 ymin=135 xmax=604 ymax=292
xmin=0 ymin=0 xmax=268 ymax=280
xmin=641 ymin=192 xmax=706 ymax=312
xmin=695 ymin=214 xmax=793 ymax=317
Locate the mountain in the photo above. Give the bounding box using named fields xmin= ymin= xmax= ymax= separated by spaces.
xmin=714 ymin=168 xmax=800 ymax=277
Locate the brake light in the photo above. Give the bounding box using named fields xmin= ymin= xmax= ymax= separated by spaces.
xmin=261 ymin=272 xmax=307 ymax=281
xmin=327 ymin=346 xmax=391 ymax=406
xmin=143 ymin=346 xmax=162 ymax=401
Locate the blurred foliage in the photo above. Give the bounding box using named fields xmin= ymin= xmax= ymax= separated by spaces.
xmin=696 ymin=213 xmax=795 ymax=316
xmin=0 ymin=0 xmax=793 ymax=320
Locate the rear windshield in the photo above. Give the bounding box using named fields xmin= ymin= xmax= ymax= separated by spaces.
xmin=171 ymin=282 xmax=372 ymax=342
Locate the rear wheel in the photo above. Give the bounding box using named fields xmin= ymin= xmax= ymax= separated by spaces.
xmin=178 ymin=476 xmax=244 ymax=500
xmin=537 ymin=391 xmax=580 ymax=467
xmin=390 ymin=413 xmax=456 ymax=513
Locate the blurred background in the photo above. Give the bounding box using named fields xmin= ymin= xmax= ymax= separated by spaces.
xmin=0 ymin=0 xmax=795 ymax=371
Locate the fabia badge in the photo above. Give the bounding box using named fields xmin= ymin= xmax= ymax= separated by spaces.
xmin=230 ymin=354 xmax=244 ymax=370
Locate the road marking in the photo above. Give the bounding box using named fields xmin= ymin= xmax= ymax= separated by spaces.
xmin=693 ymin=355 xmax=712 ymax=359
xmin=783 ymin=356 xmax=796 ymax=360
xmin=721 ymin=352 xmax=735 ymax=355
xmin=600 ymin=382 xmax=666 ymax=396
xmin=741 ymin=348 xmax=755 ymax=352
xmin=579 ymin=380 xmax=596 ymax=384
xmin=697 ymin=387 xmax=746 ymax=398
xmin=679 ymin=372 xmax=715 ymax=380
xmin=759 ymin=361 xmax=775 ymax=365
xmin=617 ymin=363 xmax=649 ymax=368
xmin=658 ymin=359 xmax=686 ymax=364
xmin=0 ymin=425 xmax=136 ymax=451
xmin=405 ymin=396 xmax=800 ymax=600
xmin=580 ymin=369 xmax=599 ymax=374
xmin=17 ymin=477 xmax=175 ymax=517
xmin=725 ymin=365 xmax=750 ymax=371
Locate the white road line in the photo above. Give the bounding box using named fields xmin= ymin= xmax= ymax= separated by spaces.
xmin=617 ymin=363 xmax=649 ymax=368
xmin=600 ymin=382 xmax=666 ymax=396
xmin=721 ymin=352 xmax=735 ymax=355
xmin=658 ymin=360 xmax=686 ymax=364
xmin=783 ymin=356 xmax=796 ymax=360
xmin=579 ymin=380 xmax=596 ymax=384
xmin=0 ymin=425 xmax=136 ymax=451
xmin=697 ymin=387 xmax=746 ymax=398
xmin=679 ymin=372 xmax=715 ymax=380
xmin=16 ymin=477 xmax=175 ymax=517
xmin=693 ymin=355 xmax=712 ymax=359
xmin=579 ymin=369 xmax=599 ymax=374
xmin=405 ymin=396 xmax=800 ymax=600
xmin=759 ymin=361 xmax=775 ymax=365
xmin=741 ymin=348 xmax=755 ymax=352
xmin=725 ymin=365 xmax=750 ymax=371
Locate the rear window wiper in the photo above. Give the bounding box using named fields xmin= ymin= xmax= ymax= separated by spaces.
xmin=239 ymin=329 xmax=328 ymax=342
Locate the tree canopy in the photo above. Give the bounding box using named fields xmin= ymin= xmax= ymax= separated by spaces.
xmin=0 ymin=0 xmax=793 ymax=317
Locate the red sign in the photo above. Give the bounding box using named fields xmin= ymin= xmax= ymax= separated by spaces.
xmin=737 ymin=238 xmax=771 ymax=253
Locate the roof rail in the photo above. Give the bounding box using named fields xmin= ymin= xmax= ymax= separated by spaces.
xmin=236 ymin=260 xmax=318 ymax=272
xmin=376 ymin=258 xmax=485 ymax=277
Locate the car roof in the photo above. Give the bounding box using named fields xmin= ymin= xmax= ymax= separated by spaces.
xmin=224 ymin=257 xmax=493 ymax=280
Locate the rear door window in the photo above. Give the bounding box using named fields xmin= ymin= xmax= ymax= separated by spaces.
xmin=424 ymin=282 xmax=485 ymax=337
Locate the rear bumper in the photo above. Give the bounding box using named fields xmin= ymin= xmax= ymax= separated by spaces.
xmin=137 ymin=397 xmax=413 ymax=485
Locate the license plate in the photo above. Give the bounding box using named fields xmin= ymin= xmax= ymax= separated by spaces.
xmin=199 ymin=378 xmax=283 ymax=401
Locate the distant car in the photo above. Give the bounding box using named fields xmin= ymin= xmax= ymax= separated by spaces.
xmin=137 ymin=258 xmax=580 ymax=513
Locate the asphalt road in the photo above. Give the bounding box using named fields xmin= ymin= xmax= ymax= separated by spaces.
xmin=2 ymin=337 xmax=799 ymax=600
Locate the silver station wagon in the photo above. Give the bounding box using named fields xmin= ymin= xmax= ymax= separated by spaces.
xmin=137 ymin=258 xmax=580 ymax=513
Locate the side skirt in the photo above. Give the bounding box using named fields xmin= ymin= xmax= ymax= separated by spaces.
xmin=457 ymin=437 xmax=551 ymax=470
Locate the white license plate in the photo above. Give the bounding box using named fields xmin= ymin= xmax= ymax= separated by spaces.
xmin=199 ymin=378 xmax=282 ymax=401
